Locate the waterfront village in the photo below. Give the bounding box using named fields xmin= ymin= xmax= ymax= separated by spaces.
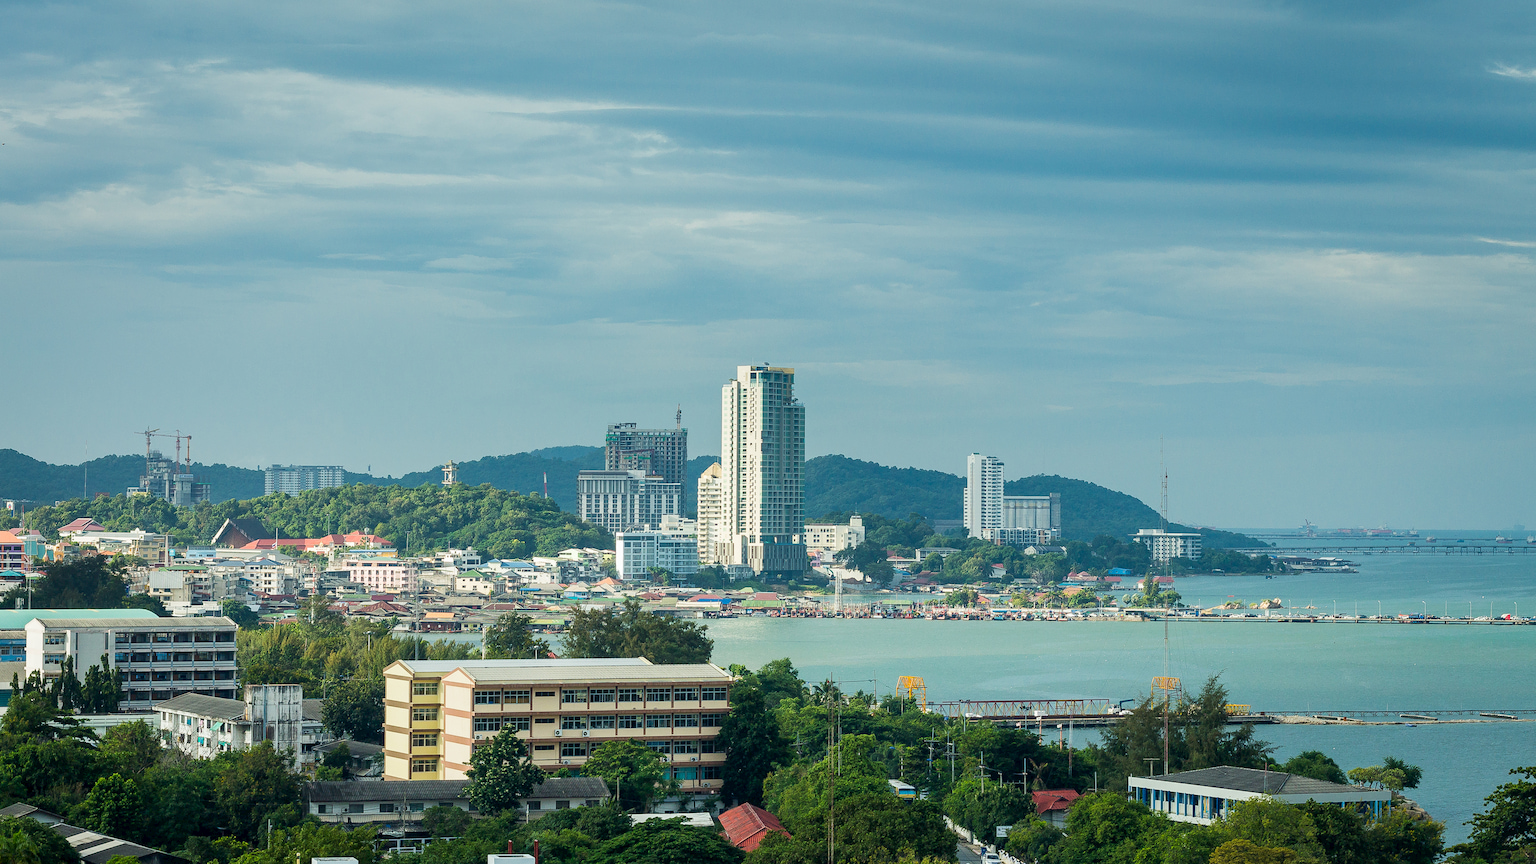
xmin=0 ymin=366 xmax=1526 ymax=864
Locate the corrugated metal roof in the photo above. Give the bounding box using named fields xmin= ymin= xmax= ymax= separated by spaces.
xmin=156 ymin=693 xmax=247 ymax=720
xmin=1160 ymin=766 xmax=1362 ymax=796
xmin=307 ymin=780 xmax=471 ymax=802
xmin=0 ymin=609 xmax=159 ymax=631
xmin=450 ymin=663 xmax=731 ymax=684
xmin=28 ymin=617 xmax=235 ymax=629
xmin=391 ymin=658 xmax=651 ymax=675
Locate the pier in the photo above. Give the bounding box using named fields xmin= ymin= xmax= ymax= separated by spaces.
xmin=1229 ymin=542 xmax=1536 ymax=555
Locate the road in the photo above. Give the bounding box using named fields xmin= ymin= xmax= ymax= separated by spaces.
xmin=956 ymin=841 xmax=987 ymax=863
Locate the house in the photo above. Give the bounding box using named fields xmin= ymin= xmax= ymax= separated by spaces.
xmin=1031 ymin=789 xmax=1081 ymax=827
xmin=719 ymin=803 xmax=789 ymax=851
xmin=313 ymin=739 xmax=385 ymax=778
xmin=58 ymin=518 xmax=107 ymax=537
xmin=1128 ymin=766 xmax=1392 ymax=825
xmin=305 ymin=777 xmax=610 ymax=823
xmin=0 ymin=804 xmax=189 ymax=864
xmin=0 ymin=531 xmax=28 ymax=571
xmin=210 ymin=518 xmax=272 ymax=549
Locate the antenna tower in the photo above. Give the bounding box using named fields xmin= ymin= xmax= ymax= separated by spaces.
xmin=1159 ymin=437 xmax=1168 ymax=532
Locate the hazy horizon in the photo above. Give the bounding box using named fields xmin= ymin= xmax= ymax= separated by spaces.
xmin=4 ymin=1 xmax=1533 ymax=528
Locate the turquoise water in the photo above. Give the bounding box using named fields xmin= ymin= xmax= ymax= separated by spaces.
xmin=705 ymin=543 xmax=1536 ymax=844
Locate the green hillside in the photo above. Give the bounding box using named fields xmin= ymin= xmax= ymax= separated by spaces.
xmin=805 ymin=455 xmax=963 ymax=522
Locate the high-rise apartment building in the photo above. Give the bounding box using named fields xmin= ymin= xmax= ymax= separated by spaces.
xmin=963 ymin=454 xmax=1004 ymax=538
xmin=695 ymin=463 xmax=727 ymax=565
xmin=577 ymin=470 xmax=682 ymax=532
xmin=1132 ymin=528 xmax=1203 ymax=563
xmin=265 ymin=465 xmax=347 ymax=496
xmin=605 ymin=421 xmax=688 ymax=501
xmin=720 ymin=366 xmax=807 ymax=575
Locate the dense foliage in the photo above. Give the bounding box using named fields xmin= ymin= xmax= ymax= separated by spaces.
xmin=1447 ymin=766 xmax=1536 ymax=863
xmin=2 ymin=557 xmax=133 ymax=610
xmin=464 ymin=728 xmax=547 ymax=814
xmin=562 ymin=599 xmax=713 ymax=664
xmin=21 ymin=482 xmax=608 ymax=559
xmin=1093 ymin=677 xmax=1274 ymax=790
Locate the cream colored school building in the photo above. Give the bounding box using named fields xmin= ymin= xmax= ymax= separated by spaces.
xmin=381 ymin=658 xmax=732 ymax=798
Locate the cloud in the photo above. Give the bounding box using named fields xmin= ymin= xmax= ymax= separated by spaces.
xmin=1489 ymin=63 xmax=1536 ymax=79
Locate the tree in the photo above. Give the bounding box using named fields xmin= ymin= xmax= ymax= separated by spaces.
xmin=1381 ymin=756 xmax=1423 ymax=790
xmin=221 ymin=600 xmax=261 ymax=629
xmin=74 ymin=774 xmax=144 ymax=841
xmin=1004 ymin=818 xmax=1064 ymax=863
xmin=719 ymin=679 xmax=791 ymax=806
xmin=3 ymin=557 xmax=127 ymax=609
xmin=321 ymin=676 xmax=385 ymax=743
xmin=483 ymin=613 xmax=551 ymax=660
xmin=0 ymin=818 xmax=78 ymax=864
xmin=213 ymin=742 xmax=303 ymax=842
xmin=1212 ymin=797 xmax=1319 ymax=858
xmin=1044 ymin=791 xmax=1171 ymax=864
xmin=1279 ymin=751 xmax=1348 ymax=785
xmin=120 ymin=593 xmax=168 ymax=616
xmin=563 ymin=599 xmax=712 ymax=664
xmin=100 ymin=720 xmax=162 ymax=776
xmin=228 ymin=822 xmax=376 ymax=864
xmin=1365 ymin=809 xmax=1442 ymax=864
xmin=421 ymin=805 xmax=472 ymax=839
xmin=943 ymin=777 xmax=1033 ymax=845
xmin=465 ymin=727 xmax=546 ymax=814
xmin=587 ymin=818 xmax=744 ymax=864
xmin=582 ymin=740 xmax=671 ymax=812
xmin=1456 ymin=766 xmax=1536 ymax=862
xmin=1207 ymin=839 xmax=1297 ymax=864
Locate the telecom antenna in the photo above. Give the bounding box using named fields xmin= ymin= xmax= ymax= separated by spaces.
xmin=1159 ymin=437 xmax=1168 ymax=532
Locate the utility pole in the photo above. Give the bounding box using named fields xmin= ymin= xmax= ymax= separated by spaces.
xmin=826 ymin=687 xmax=836 ymax=864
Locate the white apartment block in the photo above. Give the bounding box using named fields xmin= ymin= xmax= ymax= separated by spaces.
xmin=336 ymin=557 xmax=419 ymax=594
xmin=158 ymin=684 xmax=329 ymax=770
xmin=453 ymin=575 xmax=504 ymax=596
xmin=577 ymin=470 xmax=682 ymax=532
xmin=964 ymin=454 xmax=1004 ymax=539
xmin=695 ymin=462 xmax=729 ymax=565
xmin=1132 ymin=528 xmax=1204 ymax=563
xmin=982 ymin=493 xmax=1062 ymax=544
xmin=264 ymin=465 xmax=347 ymax=496
xmin=615 ymin=529 xmax=700 ymax=580
xmin=720 ymin=365 xmax=807 ymax=575
xmin=26 ymin=616 xmax=239 ymax=709
xmin=803 ymin=515 xmax=866 ymax=555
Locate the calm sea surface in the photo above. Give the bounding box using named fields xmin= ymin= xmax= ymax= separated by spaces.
xmin=706 ymin=543 xmax=1536 ymax=843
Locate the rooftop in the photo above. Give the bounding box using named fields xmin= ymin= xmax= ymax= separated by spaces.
xmin=444 ymin=662 xmax=732 ymax=685
xmin=27 ymin=616 xmax=236 ymax=630
xmin=1145 ymin=766 xmax=1373 ymax=797
xmin=157 ymin=693 xmax=247 ymax=720
xmin=719 ymin=803 xmax=789 ymax=852
xmin=0 ymin=608 xmax=159 ymax=631
xmin=389 ymin=657 xmax=652 ymax=675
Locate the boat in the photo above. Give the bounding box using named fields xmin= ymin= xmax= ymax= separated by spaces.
xmin=1496 ymin=536 xmax=1512 ymax=544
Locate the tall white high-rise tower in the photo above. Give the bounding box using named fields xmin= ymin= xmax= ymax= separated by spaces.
xmin=720 ymin=365 xmax=807 ymax=574
xmin=963 ymin=453 xmax=1004 ymax=538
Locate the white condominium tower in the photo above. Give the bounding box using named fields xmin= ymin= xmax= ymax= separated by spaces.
xmin=695 ymin=462 xmax=728 ymax=565
xmin=720 ymin=365 xmax=807 ymax=574
xmin=964 ymin=453 xmax=1004 ymax=538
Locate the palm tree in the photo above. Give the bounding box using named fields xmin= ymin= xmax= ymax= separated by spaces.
xmin=0 ymin=830 xmax=42 ymax=864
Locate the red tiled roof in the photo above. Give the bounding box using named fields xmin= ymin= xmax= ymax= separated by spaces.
xmin=1031 ymin=789 xmax=1081 ymax=813
xmin=60 ymin=518 xmax=105 ymax=532
xmin=719 ymin=803 xmax=789 ymax=852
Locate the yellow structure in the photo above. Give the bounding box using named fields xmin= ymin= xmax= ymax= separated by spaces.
xmin=1151 ymin=676 xmax=1181 ymax=700
xmin=382 ymin=658 xmax=733 ymax=798
xmin=897 ymin=676 xmax=927 ymax=711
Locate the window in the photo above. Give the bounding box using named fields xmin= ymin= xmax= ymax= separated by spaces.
xmin=646 ymin=687 xmax=671 ymax=702
xmin=505 ymin=717 xmax=531 ymax=731
xmin=618 ymin=715 xmax=641 ymax=729
xmin=560 ymin=742 xmax=587 ymax=758
xmin=317 ymin=804 xmax=328 ymax=814
xmin=43 ymin=634 xmax=64 ymax=646
xmin=701 ymin=739 xmax=720 ymax=753
xmin=645 ymin=741 xmax=671 ymax=754
xmin=674 ymin=767 xmax=697 ymax=781
xmin=534 ymin=744 xmax=556 ymax=752
xmin=703 ymin=765 xmax=722 ymax=780
xmin=589 ymin=688 xmax=615 ymax=703
xmin=561 ymin=689 xmax=588 ymax=704
xmin=347 ymin=803 xmax=364 ymax=814
xmin=673 ymin=739 xmax=699 ymax=754
xmin=215 ymin=632 xmax=235 ymax=642
xmin=702 ymin=686 xmax=728 ymax=702
xmin=474 ymin=717 xmax=504 ymax=733
xmin=589 ymin=715 xmax=615 ymax=729
xmin=379 ymin=803 xmax=396 ymax=812
xmin=646 ymin=715 xmax=671 ymax=728
xmin=414 ymin=682 xmax=439 ymax=696
xmin=673 ymin=687 xmax=698 ymax=702
xmin=617 ymin=687 xmax=643 ymax=703
xmin=555 ymin=800 xmax=571 ymax=810
xmin=412 ymin=707 xmax=439 ymax=722
xmin=535 ymin=690 xmax=556 ymax=698
xmin=412 ymin=732 xmax=439 ymax=748
xmin=409 ymin=802 xmax=425 ymax=812
xmin=535 ymin=717 xmax=556 ymax=725
xmin=701 ymin=713 xmax=725 ymax=728
xmin=673 ymin=714 xmax=698 ymax=728
xmin=526 ymin=800 xmax=543 ymax=810
xmin=411 ymin=757 xmax=438 ymax=773
xmin=560 ymin=716 xmax=588 ymax=730
xmin=504 ymin=689 xmax=531 ymax=704
xmin=474 ymin=691 xmax=501 ymax=705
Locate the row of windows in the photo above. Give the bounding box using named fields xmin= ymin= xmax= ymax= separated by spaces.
xmin=475 ymin=717 xmax=532 ymax=732
xmin=115 ymin=651 xmax=234 ymax=664
xmin=114 ymin=632 xmax=234 ymax=644
xmin=417 ymin=683 xmax=727 ymax=702
xmin=560 ymin=713 xmax=724 ymax=729
xmin=124 ymin=669 xmax=234 ymax=682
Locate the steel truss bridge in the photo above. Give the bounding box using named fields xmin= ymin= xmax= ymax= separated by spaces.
xmin=1232 ymin=543 xmax=1536 ymax=555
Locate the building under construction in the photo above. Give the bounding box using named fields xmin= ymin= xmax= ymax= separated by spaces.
xmin=128 ymin=429 xmax=210 ymax=507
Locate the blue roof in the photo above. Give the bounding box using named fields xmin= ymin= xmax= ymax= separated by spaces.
xmin=0 ymin=608 xmax=160 ymax=630
xmin=1108 ymin=568 xmax=1133 ymax=575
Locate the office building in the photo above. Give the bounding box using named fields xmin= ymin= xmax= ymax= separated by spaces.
xmin=615 ymin=527 xmax=700 ymax=580
xmin=128 ymin=450 xmax=210 ymax=508
xmin=1132 ymin=528 xmax=1204 ymax=563
xmin=985 ymin=493 xmax=1061 ymax=544
xmin=25 ymin=616 xmax=239 ymax=709
xmin=381 ymin=658 xmax=732 ymax=802
xmin=265 ymin=465 xmax=347 ymax=496
xmin=576 ymin=470 xmax=682 ymax=532
xmin=720 ymin=366 xmax=807 ymax=575
xmin=605 ymin=421 xmax=688 ymax=492
xmin=1129 ymin=767 xmax=1391 ymax=825
xmin=963 ymin=454 xmax=1004 ymax=538
xmin=157 ymin=684 xmax=329 ymax=770
xmin=803 ymin=515 xmax=865 ymax=555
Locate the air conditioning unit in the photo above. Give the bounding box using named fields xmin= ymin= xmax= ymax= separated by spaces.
xmin=690 ymin=757 xmax=698 ymax=762
xmin=554 ymin=730 xmax=562 ymax=737
xmin=581 ymin=730 xmax=589 ymax=737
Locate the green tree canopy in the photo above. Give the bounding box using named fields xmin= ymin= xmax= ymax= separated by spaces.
xmin=587 ymin=817 xmax=744 ymax=864
xmin=562 ymin=599 xmax=712 ymax=664
xmin=1279 ymin=751 xmax=1348 ymax=785
xmin=483 ymin=613 xmax=552 ymax=660
xmin=465 ymin=727 xmax=546 ymax=814
xmin=719 ymin=674 xmax=792 ymax=807
xmin=581 ymin=740 xmax=671 ymax=813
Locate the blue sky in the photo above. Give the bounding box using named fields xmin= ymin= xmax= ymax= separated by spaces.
xmin=3 ymin=0 xmax=1534 ymax=529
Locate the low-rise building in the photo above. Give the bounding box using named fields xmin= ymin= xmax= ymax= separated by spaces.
xmin=1132 ymin=529 xmax=1203 ymax=563
xmin=802 ymin=516 xmax=866 ymax=555
xmin=25 ymin=615 xmax=238 ymax=709
xmin=157 ymin=684 xmax=329 ymax=769
xmin=305 ymin=776 xmax=610 ymax=824
xmin=0 ymin=531 xmax=29 ymax=571
xmin=380 ymin=658 xmax=731 ymax=802
xmin=336 ymin=556 xmax=418 ymax=594
xmin=1128 ymin=767 xmax=1391 ymax=825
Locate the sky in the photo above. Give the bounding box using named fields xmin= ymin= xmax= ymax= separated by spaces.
xmin=2 ymin=0 xmax=1534 ymax=529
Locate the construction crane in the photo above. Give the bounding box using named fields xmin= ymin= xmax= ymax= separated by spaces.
xmin=897 ymin=676 xmax=927 ymax=712
xmin=140 ymin=428 xmax=195 ymax=474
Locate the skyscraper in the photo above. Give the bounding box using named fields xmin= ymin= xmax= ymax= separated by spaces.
xmin=720 ymin=365 xmax=807 ymax=574
xmin=265 ymin=465 xmax=346 ymax=496
xmin=963 ymin=453 xmax=1004 ymax=538
xmin=695 ymin=462 xmax=727 ymax=564
xmin=605 ymin=419 xmax=688 ymax=500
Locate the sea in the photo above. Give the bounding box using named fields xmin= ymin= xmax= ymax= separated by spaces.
xmin=703 ymin=533 xmax=1536 ymax=844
